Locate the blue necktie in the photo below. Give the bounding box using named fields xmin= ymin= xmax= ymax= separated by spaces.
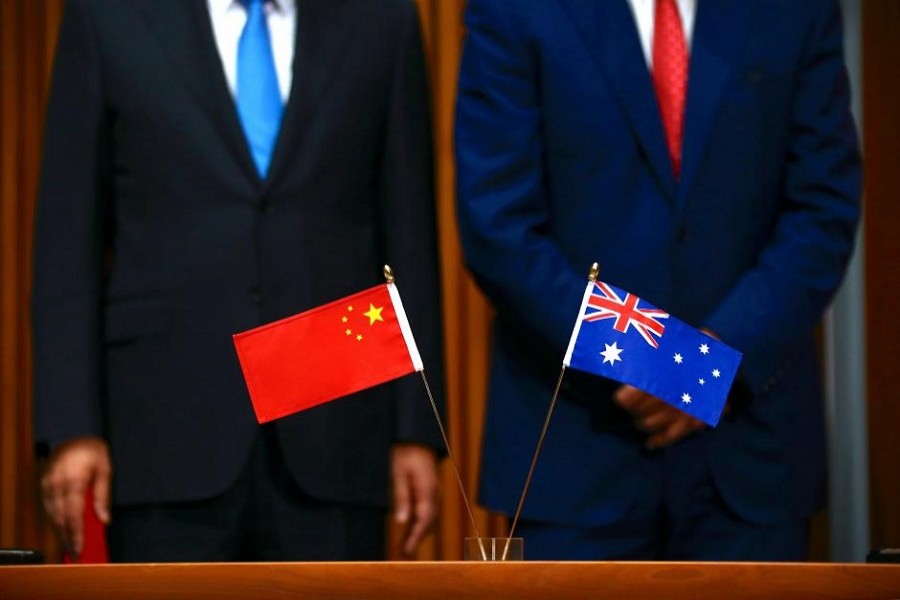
xmin=237 ymin=0 xmax=284 ymax=178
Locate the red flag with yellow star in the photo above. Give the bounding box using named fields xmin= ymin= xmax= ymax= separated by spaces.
xmin=233 ymin=283 xmax=423 ymax=423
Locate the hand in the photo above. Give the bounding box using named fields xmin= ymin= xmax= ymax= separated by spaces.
xmin=391 ymin=443 xmax=439 ymax=556
xmin=40 ymin=437 xmax=112 ymax=558
xmin=614 ymin=385 xmax=705 ymax=450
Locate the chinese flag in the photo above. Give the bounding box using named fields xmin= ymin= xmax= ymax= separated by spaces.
xmin=233 ymin=283 xmax=423 ymax=423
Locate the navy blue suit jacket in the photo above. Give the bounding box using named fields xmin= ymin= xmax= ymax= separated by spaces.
xmin=32 ymin=0 xmax=443 ymax=508
xmin=456 ymin=0 xmax=860 ymax=526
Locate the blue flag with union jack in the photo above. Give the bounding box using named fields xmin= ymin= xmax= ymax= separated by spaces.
xmin=563 ymin=280 xmax=742 ymax=426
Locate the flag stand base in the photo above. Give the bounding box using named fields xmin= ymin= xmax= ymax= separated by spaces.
xmin=463 ymin=538 xmax=524 ymax=561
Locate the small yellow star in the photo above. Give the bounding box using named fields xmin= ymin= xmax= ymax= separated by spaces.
xmin=345 ymin=329 xmax=352 ymax=336
xmin=342 ymin=316 xmax=348 ymax=323
xmin=356 ymin=334 xmax=363 ymax=341
xmin=347 ymin=305 xmax=354 ymax=312
xmin=363 ymin=304 xmax=384 ymax=325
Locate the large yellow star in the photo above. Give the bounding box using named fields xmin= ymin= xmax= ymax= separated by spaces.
xmin=363 ymin=304 xmax=384 ymax=325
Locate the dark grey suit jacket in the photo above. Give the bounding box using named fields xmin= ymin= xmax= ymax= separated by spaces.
xmin=33 ymin=0 xmax=444 ymax=508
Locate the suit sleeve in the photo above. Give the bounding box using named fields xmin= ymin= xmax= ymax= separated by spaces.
xmin=379 ymin=1 xmax=445 ymax=450
xmin=32 ymin=0 xmax=110 ymax=448
xmin=455 ymin=0 xmax=586 ymax=355
xmin=704 ymin=0 xmax=862 ymax=361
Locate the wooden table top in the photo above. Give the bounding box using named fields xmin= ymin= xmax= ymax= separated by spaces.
xmin=1 ymin=561 xmax=899 ymax=599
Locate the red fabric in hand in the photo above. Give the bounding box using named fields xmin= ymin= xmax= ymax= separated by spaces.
xmin=63 ymin=487 xmax=109 ymax=564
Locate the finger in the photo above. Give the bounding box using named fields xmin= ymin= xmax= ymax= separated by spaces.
xmin=402 ymin=459 xmax=438 ymax=555
xmin=614 ymin=384 xmax=644 ymax=407
xmin=646 ymin=429 xmax=671 ymax=450
xmin=619 ymin=393 xmax=665 ymax=419
xmin=93 ymin=468 xmax=112 ymax=524
xmin=41 ymin=475 xmax=60 ymax=525
xmin=614 ymin=386 xmax=656 ymax=416
xmin=44 ymin=474 xmax=68 ymax=532
xmin=646 ymin=416 xmax=698 ymax=450
xmin=404 ymin=497 xmax=437 ymax=556
xmin=392 ymin=469 xmax=411 ymax=525
xmin=638 ymin=406 xmax=679 ymax=433
xmin=62 ymin=480 xmax=87 ymax=557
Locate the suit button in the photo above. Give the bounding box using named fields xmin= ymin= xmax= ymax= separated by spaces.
xmin=676 ymin=227 xmax=688 ymax=242
xmin=250 ymin=287 xmax=262 ymax=305
xmin=259 ymin=198 xmax=271 ymax=214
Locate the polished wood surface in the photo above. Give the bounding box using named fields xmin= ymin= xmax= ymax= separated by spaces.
xmin=1 ymin=562 xmax=899 ymax=600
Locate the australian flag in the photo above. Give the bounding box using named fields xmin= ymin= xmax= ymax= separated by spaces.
xmin=563 ymin=280 xmax=742 ymax=426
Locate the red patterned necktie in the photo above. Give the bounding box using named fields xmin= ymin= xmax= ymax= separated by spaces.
xmin=652 ymin=0 xmax=688 ymax=178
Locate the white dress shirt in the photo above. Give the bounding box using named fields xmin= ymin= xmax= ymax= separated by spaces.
xmin=627 ymin=0 xmax=697 ymax=68
xmin=206 ymin=0 xmax=296 ymax=102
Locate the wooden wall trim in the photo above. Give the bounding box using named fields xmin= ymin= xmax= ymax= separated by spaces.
xmin=862 ymin=1 xmax=900 ymax=552
xmin=1 ymin=0 xmax=66 ymax=557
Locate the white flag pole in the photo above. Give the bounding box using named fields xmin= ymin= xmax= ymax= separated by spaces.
xmin=384 ymin=265 xmax=487 ymax=560
xmin=502 ymin=262 xmax=600 ymax=560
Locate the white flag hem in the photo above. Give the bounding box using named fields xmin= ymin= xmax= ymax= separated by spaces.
xmin=563 ymin=281 xmax=596 ymax=367
xmin=388 ymin=282 xmax=424 ymax=371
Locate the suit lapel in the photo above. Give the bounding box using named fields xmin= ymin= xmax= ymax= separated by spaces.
xmin=558 ymin=0 xmax=677 ymax=202
xmin=263 ymin=0 xmax=354 ymax=192
xmin=678 ymin=0 xmax=752 ymax=204
xmin=135 ymin=0 xmax=260 ymax=185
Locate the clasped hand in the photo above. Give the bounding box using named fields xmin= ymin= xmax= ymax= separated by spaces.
xmin=614 ymin=385 xmax=706 ymax=450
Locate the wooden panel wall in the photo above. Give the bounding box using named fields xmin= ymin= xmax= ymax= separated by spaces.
xmin=393 ymin=0 xmax=508 ymax=559
xmin=862 ymin=1 xmax=900 ymax=553
xmin=0 ymin=0 xmax=65 ymax=560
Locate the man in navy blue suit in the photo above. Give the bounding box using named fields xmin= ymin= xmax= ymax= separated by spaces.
xmin=33 ymin=0 xmax=443 ymax=561
xmin=456 ymin=0 xmax=861 ymax=560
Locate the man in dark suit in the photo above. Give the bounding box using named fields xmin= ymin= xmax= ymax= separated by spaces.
xmin=456 ymin=0 xmax=861 ymax=559
xmin=33 ymin=0 xmax=444 ymax=561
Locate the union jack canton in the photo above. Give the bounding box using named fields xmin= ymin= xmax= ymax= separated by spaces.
xmin=563 ymin=280 xmax=742 ymax=426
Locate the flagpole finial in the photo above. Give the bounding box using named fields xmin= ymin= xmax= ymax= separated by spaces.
xmin=383 ymin=264 xmax=395 ymax=284
xmin=588 ymin=262 xmax=600 ymax=282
